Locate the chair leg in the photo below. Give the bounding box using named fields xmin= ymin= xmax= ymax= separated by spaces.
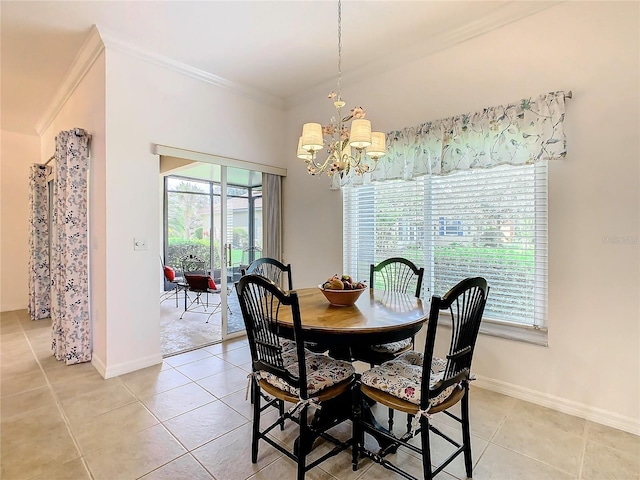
xmin=420 ymin=414 xmax=433 ymax=480
xmin=279 ymin=400 xmax=285 ymax=430
xmin=407 ymin=413 xmax=414 ymax=434
xmin=297 ymin=404 xmax=308 ymax=480
xmin=251 ymin=379 xmax=260 ymax=463
xmin=351 ymin=383 xmax=363 ymax=471
xmin=388 ymin=407 xmax=394 ymax=432
xmin=461 ymin=385 xmax=473 ymax=478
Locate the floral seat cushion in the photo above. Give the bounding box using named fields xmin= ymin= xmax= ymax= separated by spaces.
xmin=360 ymin=351 xmax=457 ymax=407
xmin=369 ymin=338 xmax=412 ymax=354
xmin=257 ymin=349 xmax=355 ymax=397
xmin=280 ymin=338 xmax=296 ymax=352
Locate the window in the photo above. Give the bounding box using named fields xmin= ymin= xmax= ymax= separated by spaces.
xmin=343 ymin=162 xmax=548 ymax=343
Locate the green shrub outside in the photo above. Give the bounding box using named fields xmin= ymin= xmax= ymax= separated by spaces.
xmin=166 ymin=238 xmax=221 ymax=271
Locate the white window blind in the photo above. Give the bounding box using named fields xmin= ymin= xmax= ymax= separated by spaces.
xmin=343 ymin=178 xmax=426 ymax=291
xmin=343 ymin=162 xmax=548 ymax=331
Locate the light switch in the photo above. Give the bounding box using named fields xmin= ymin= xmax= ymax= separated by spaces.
xmin=134 ymin=237 xmax=148 ymax=251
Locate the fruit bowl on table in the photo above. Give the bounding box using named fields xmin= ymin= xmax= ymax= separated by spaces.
xmin=318 ymin=284 xmax=367 ymax=307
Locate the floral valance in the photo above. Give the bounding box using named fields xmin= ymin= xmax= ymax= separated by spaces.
xmin=337 ymin=90 xmax=567 ymax=189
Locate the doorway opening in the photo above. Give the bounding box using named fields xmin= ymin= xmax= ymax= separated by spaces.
xmin=160 ymin=163 xmax=263 ymax=357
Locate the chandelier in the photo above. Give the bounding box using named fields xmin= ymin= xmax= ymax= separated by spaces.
xmin=297 ymin=0 xmax=386 ymax=181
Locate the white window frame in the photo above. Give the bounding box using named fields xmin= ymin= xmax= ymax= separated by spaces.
xmin=343 ymin=163 xmax=548 ymax=346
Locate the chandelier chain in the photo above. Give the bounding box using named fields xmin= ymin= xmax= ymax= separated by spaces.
xmin=337 ymin=0 xmax=342 ymax=100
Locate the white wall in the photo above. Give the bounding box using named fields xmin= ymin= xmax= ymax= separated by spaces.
xmin=100 ymin=48 xmax=286 ymax=377
xmin=0 ymin=131 xmax=41 ymax=311
xmin=284 ymin=2 xmax=639 ymax=432
xmin=41 ymin=51 xmax=107 ymax=367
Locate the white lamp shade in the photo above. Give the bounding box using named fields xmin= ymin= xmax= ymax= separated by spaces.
xmin=297 ymin=136 xmax=312 ymax=160
xmin=301 ymin=123 xmax=324 ymax=152
xmin=349 ymin=119 xmax=372 ymax=148
xmin=366 ymin=132 xmax=386 ymax=158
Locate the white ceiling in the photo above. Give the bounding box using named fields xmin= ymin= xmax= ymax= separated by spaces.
xmin=0 ymin=0 xmax=557 ymax=135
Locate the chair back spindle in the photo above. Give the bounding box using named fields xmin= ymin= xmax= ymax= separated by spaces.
xmin=242 ymin=257 xmax=293 ymax=291
xmin=370 ymin=257 xmax=424 ymax=298
xmin=422 ymin=277 xmax=489 ymax=408
xmin=236 ymin=275 xmax=305 ymax=394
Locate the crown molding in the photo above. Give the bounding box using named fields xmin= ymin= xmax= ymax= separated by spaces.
xmin=284 ymin=1 xmax=562 ymax=109
xmin=35 ymin=25 xmax=105 ymax=136
xmin=98 ymin=27 xmax=283 ymax=110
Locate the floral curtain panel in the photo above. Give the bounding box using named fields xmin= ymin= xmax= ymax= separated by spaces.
xmin=340 ymin=90 xmax=567 ymax=188
xmin=50 ymin=129 xmax=91 ymax=364
xmin=28 ymin=165 xmax=51 ymax=320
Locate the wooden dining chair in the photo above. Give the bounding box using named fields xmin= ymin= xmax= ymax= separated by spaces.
xmin=351 ymin=257 xmax=425 ymax=366
xmin=236 ymin=274 xmax=356 ymax=480
xmin=353 ymin=277 xmax=489 ymax=480
xmin=241 ymin=257 xmax=293 ymax=290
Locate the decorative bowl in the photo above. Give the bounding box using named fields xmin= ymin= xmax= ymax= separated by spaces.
xmin=318 ymin=284 xmax=367 ymax=307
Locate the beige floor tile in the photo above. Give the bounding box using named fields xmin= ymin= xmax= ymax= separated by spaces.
xmin=1 ymin=385 xmax=57 ymax=419
xmin=1 ymin=406 xmax=80 ymax=479
xmin=509 ymin=399 xmax=586 ymax=436
xmin=174 ymin=354 xmax=231 ymax=380
xmin=436 ymin=387 xmax=516 ymax=441
xmin=24 ymin=324 xmax=52 ymax=341
xmin=163 ymin=399 xmax=247 ymax=450
xmin=120 ymin=364 xmax=192 ymax=398
xmin=28 ymin=457 xmax=92 ymax=480
xmin=1 ymin=356 xmax=40 ymax=377
xmin=0 ymin=336 xmax=34 ymax=361
xmin=0 ymin=310 xmax=19 ymax=321
xmin=217 ymin=345 xmax=252 ymax=366
xmin=140 ymin=453 xmax=214 ymax=479
xmin=0 ymin=368 xmax=47 ymax=397
xmin=196 ymin=364 xmax=249 ymax=398
xmin=71 ymin=401 xmax=159 ymax=454
xmin=473 ymin=443 xmax=575 ymax=480
xmin=219 ymin=388 xmax=253 ymax=419
xmin=581 ymin=439 xmax=640 ymax=480
xmin=0 ymin=323 xmax=22 ymax=337
xmin=492 ymin=413 xmax=584 ymax=475
xmin=83 ymin=424 xmax=186 ymax=480
xmin=587 ymin=421 xmax=640 ymax=456
xmin=163 ymin=348 xmax=214 ymax=367
xmin=42 ymin=362 xmax=102 ymax=388
xmin=62 ymin=381 xmax=138 ymax=425
xmin=50 ymin=370 xmax=120 ymax=402
xmin=246 ymin=455 xmax=337 ymax=480
xmin=192 ymin=422 xmax=281 ymax=480
xmin=238 ymin=361 xmax=252 ymax=372
xmin=141 ymin=382 xmax=216 ymax=421
xmin=19 ymin=314 xmax=48 ymax=329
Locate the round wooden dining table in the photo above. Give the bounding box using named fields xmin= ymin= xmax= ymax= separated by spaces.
xmin=274 ymin=287 xmax=428 ymax=349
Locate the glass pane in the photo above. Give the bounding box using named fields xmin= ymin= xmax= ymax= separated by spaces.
xmin=166 ymin=191 xmax=212 ymax=271
xmin=167 ymin=177 xmax=209 ymax=194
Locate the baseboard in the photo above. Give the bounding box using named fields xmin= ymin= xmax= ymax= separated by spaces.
xmin=474 ymin=375 xmax=640 ymax=436
xmin=92 ymin=353 xmax=163 ymax=379
xmin=1 ymin=303 xmax=28 ymax=313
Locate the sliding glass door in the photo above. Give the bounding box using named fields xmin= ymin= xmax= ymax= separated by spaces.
xmin=164 ymin=165 xmax=262 ymax=341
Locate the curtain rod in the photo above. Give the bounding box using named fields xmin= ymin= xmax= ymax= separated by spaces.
xmin=565 ymin=90 xmax=573 ymax=99
xmin=40 ymin=128 xmax=91 ymax=168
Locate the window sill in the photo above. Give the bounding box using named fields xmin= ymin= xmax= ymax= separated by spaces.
xmin=437 ymin=314 xmax=548 ymax=346
xmin=479 ymin=319 xmax=548 ymax=346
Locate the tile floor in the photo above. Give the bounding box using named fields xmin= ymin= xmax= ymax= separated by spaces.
xmin=2 ymin=309 xmax=639 ymax=480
